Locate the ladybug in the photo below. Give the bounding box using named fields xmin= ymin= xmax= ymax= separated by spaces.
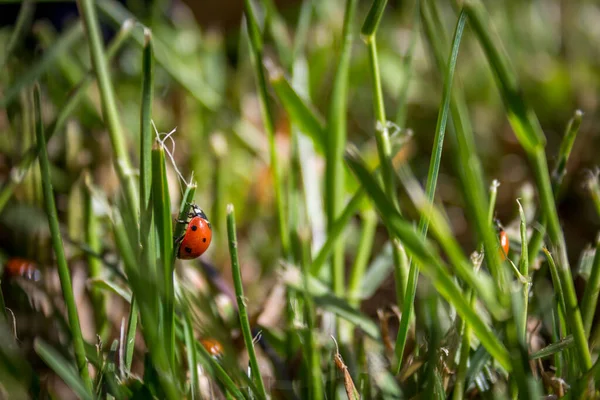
xmin=494 ymin=219 xmax=510 ymax=261
xmin=176 ymin=204 xmax=212 ymax=259
xmin=3 ymin=258 xmax=42 ymax=282
xmin=200 ymin=338 xmax=223 ymax=358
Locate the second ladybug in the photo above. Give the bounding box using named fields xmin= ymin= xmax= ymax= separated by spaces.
xmin=176 ymin=204 xmax=212 ymax=260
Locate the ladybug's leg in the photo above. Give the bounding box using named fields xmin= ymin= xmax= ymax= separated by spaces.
xmin=173 ymin=233 xmax=185 ymax=244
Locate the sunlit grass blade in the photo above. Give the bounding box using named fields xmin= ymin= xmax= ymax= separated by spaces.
xmin=362 ymin=0 xmax=409 ymax=313
xmin=182 ymin=312 xmax=200 ymax=400
xmin=326 ymin=0 xmax=358 ymax=303
xmin=151 ymin=144 xmax=175 ymax=366
xmin=517 ymin=200 xmax=530 ymax=345
xmin=292 ymin=230 xmax=324 ymax=399
xmin=1 ymin=22 xmax=83 ymax=107
xmin=34 ymin=85 xmax=93 ymax=392
xmin=268 ymin=65 xmax=326 ymax=154
xmin=529 ymin=335 xmax=574 ymax=360
xmin=84 ymin=173 xmax=107 ymax=338
xmin=77 ymin=0 xmax=139 ymax=218
xmin=345 ymin=149 xmax=511 ymax=370
xmin=587 ymin=171 xmax=600 ymax=219
xmin=243 ymin=0 xmax=289 ymax=257
xmin=580 ymin=234 xmax=600 ymax=339
xmin=395 ymin=8 xmax=467 ymax=374
xmin=422 ymin=0 xmax=506 ymax=295
xmin=227 ymin=204 xmax=267 ymax=399
xmin=552 ymin=109 xmax=583 ymax=194
xmin=311 ymin=188 xmax=364 ymax=275
xmin=34 ymin=339 xmax=94 ymax=400
xmin=348 ymin=210 xmax=377 ymax=307
xmin=0 ymin=0 xmax=34 ymax=72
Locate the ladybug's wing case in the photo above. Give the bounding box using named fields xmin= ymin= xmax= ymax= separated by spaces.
xmin=177 ymin=217 xmax=212 ymax=259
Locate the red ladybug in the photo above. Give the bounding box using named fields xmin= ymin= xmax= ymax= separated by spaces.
xmin=4 ymin=258 xmax=42 ymax=281
xmin=176 ymin=204 xmax=212 ymax=259
xmin=200 ymin=338 xmax=223 ymax=358
xmin=499 ymin=229 xmax=510 ymax=260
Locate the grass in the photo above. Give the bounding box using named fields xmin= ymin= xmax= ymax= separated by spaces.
xmin=1 ymin=0 xmax=600 ymax=398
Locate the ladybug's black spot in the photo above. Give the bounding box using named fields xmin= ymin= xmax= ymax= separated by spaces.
xmin=185 ymin=247 xmax=192 ymax=254
xmin=191 ymin=225 xmax=198 ymax=231
xmin=203 ymin=238 xmax=207 ymax=243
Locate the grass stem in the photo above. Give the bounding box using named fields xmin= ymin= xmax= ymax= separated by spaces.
xmin=226 ymin=204 xmax=267 ymax=399
xmin=34 ymin=85 xmax=93 ymax=392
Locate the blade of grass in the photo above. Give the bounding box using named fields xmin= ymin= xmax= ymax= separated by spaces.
xmin=454 ymin=180 xmax=499 ymax=400
xmin=34 ymin=339 xmax=94 ymax=400
xmin=588 ymin=172 xmax=600 ymax=219
xmin=267 ymin=66 xmax=326 ymax=154
xmin=529 ymin=335 xmax=574 ymax=360
xmin=0 ymin=19 xmax=134 ymax=214
xmin=362 ymin=0 xmax=410 ymax=313
xmin=394 ymin=8 xmax=467 ymax=374
xmin=293 ymin=230 xmax=324 ymax=400
xmin=347 ymin=210 xmax=378 ymax=307
xmin=551 ymin=109 xmax=583 ymax=194
xmin=580 ymin=234 xmax=600 ymax=339
xmin=0 ymin=0 xmax=34 ymax=72
xmin=517 ymin=200 xmax=530 ymax=345
xmin=227 ymin=204 xmax=267 ymax=399
xmin=1 ymin=21 xmax=83 ymax=107
xmin=326 ymin=0 xmax=358 ymax=306
xmin=464 ymin=0 xmax=592 ymax=369
xmin=34 ymin=85 xmax=93 ymax=392
xmin=243 ymin=0 xmax=289 ymax=257
xmin=77 ymin=0 xmax=139 ymax=218
xmin=83 ymin=172 xmax=107 ymax=338
xmin=345 ymin=149 xmax=511 ymax=370
xmin=422 ymin=0 xmax=507 ymax=297
xmin=182 ymin=312 xmax=200 ymax=400
xmin=151 ymin=144 xmax=175 ymax=367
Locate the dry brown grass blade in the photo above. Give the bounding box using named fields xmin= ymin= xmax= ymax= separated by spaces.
xmin=332 ymin=336 xmax=360 ymax=400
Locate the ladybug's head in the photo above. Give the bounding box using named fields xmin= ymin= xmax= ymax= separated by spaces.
xmin=190 ymin=204 xmax=210 ymax=224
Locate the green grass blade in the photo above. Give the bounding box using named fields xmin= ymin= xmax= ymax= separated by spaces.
xmin=311 ymin=188 xmax=364 ymax=275
xmin=151 ymin=144 xmax=175 ymax=367
xmin=84 ymin=173 xmax=108 ymax=338
xmin=124 ymin=298 xmax=138 ymax=373
xmin=517 ymin=200 xmax=530 ymax=345
xmin=139 ymin=28 xmax=154 ymax=218
xmin=227 ymin=204 xmax=267 ymax=399
xmin=243 ymin=0 xmax=289 ymax=257
xmin=345 ymin=149 xmax=511 ymax=370
xmin=1 ymin=22 xmax=83 ymax=107
xmin=0 ymin=0 xmax=34 ymax=72
xmin=326 ymin=0 xmax=358 ymax=301
xmin=361 ymin=0 xmax=387 ymax=37
xmin=588 ymin=173 xmax=600 ymax=219
xmin=182 ymin=312 xmax=200 ymax=400
xmin=552 ymin=109 xmax=583 ymax=194
xmin=395 ymin=8 xmax=467 ymax=374
xmin=34 ymin=85 xmax=93 ymax=392
xmin=77 ymin=0 xmax=139 ymax=218
xmin=34 ymin=339 xmax=94 ymax=400
xmin=348 ymin=210 xmax=378 ymax=307
xmin=529 ymin=335 xmax=573 ymax=360
xmin=580 ymin=234 xmax=600 ymax=339
xmin=268 ymin=67 xmax=326 ymax=154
